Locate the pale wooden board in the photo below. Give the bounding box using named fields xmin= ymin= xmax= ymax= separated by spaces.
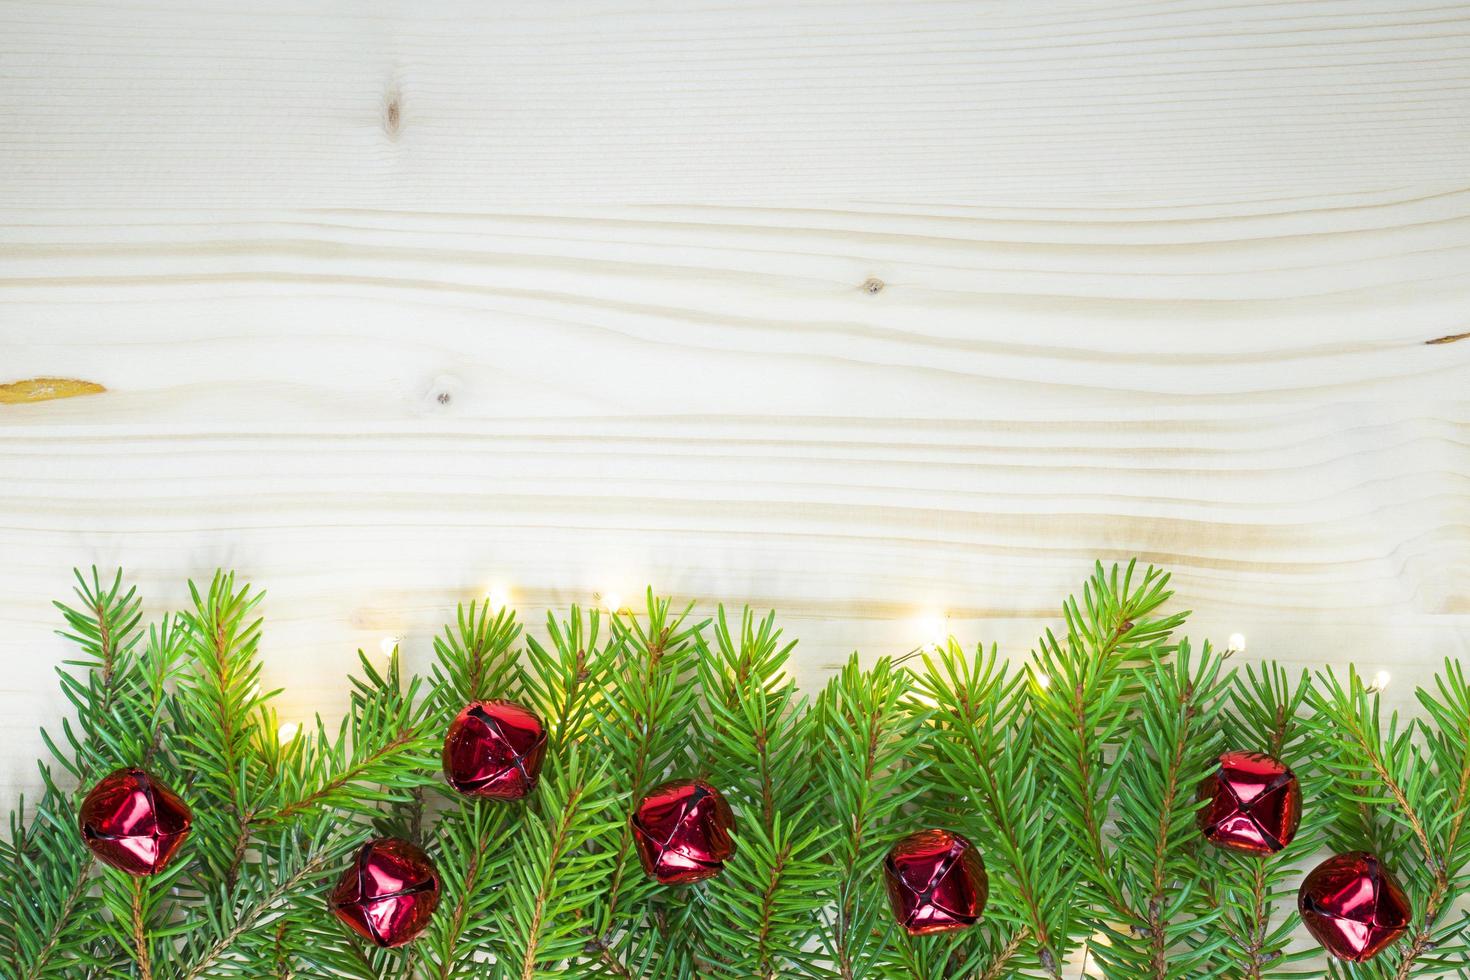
xmin=3 ymin=1 xmax=1470 ymax=974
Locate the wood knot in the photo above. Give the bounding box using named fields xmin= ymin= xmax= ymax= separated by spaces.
xmin=861 ymin=277 xmax=884 ymax=294
xmin=0 ymin=377 xmax=106 ymax=404
xmin=417 ymin=373 xmax=461 ymax=414
xmin=384 ymin=91 xmax=403 ymax=141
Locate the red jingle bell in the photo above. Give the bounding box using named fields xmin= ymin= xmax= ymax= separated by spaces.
xmin=1298 ymin=852 xmax=1411 ymax=962
xmin=78 ymin=767 xmax=192 ymax=876
xmin=1197 ymin=751 xmax=1301 ymax=855
xmin=631 ymin=779 xmax=735 ymax=884
xmin=442 ymin=700 xmax=548 ymax=800
xmin=883 ymin=829 xmax=988 ymax=935
xmin=329 ymin=838 xmax=441 ymax=948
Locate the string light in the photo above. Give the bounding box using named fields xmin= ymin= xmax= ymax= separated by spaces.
xmin=1369 ymin=670 xmax=1391 ymax=694
xmin=486 ymin=584 xmax=511 ymax=611
xmin=1227 ymin=633 xmax=1247 ymax=654
xmin=380 ymin=636 xmax=400 ymax=657
xmin=599 ymin=590 xmax=626 ymax=614
xmin=277 ymin=722 xmax=300 ymax=745
xmin=914 ymin=610 xmax=948 ymax=649
xmin=1035 ymin=671 xmax=1052 ymax=690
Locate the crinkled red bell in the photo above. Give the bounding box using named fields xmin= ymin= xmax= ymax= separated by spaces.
xmin=329 ymin=838 xmax=441 ymax=948
xmin=631 ymin=779 xmax=735 ymax=884
xmin=78 ymin=767 xmax=192 ymax=876
xmin=442 ymin=700 xmax=548 ymax=800
xmin=1299 ymin=851 xmax=1411 ymax=962
xmin=883 ymin=829 xmax=988 ymax=935
xmin=1197 ymin=750 xmax=1301 ymax=855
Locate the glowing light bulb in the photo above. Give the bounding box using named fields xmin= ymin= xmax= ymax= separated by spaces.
xmin=600 ymin=591 xmax=625 ymax=613
xmin=1371 ymin=670 xmax=1391 ymax=693
xmin=1227 ymin=633 xmax=1247 ymax=654
xmin=1035 ymin=671 xmax=1052 ymax=690
xmin=914 ymin=610 xmax=948 ymax=648
xmin=486 ymin=585 xmax=511 ymax=610
xmin=380 ymin=635 xmax=400 ymax=656
xmin=277 ymin=722 xmax=300 ymax=745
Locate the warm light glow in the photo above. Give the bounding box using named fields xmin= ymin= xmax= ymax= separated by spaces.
xmin=379 ymin=635 xmax=400 ymax=657
xmin=277 ymin=722 xmax=300 ymax=745
xmin=1372 ymin=670 xmax=1391 ymax=692
xmin=1227 ymin=632 xmax=1247 ymax=654
xmin=486 ymin=584 xmax=511 ymax=610
xmin=914 ymin=610 xmax=948 ymax=648
xmin=600 ymin=591 xmax=626 ymax=614
xmin=1035 ymin=671 xmax=1052 ymax=690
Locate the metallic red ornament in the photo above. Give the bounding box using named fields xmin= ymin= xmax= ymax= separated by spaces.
xmin=330 ymin=838 xmax=441 ymax=948
xmin=631 ymin=779 xmax=735 ymax=884
xmin=442 ymin=700 xmax=548 ymax=800
xmin=883 ymin=829 xmax=988 ymax=935
xmin=1197 ymin=750 xmax=1301 ymax=855
xmin=78 ymin=767 xmax=192 ymax=876
xmin=1299 ymin=852 xmax=1411 ymax=962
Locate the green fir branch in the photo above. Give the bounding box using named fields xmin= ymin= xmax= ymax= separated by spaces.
xmin=590 ymin=593 xmax=705 ymax=943
xmin=8 ymin=561 xmax=1470 ymax=978
xmin=815 ymin=652 xmax=929 ymax=979
xmin=1310 ymin=663 xmax=1470 ymax=978
xmin=910 ymin=639 xmax=1077 ymax=978
xmin=497 ymin=746 xmax=620 ymax=979
xmin=698 ymin=607 xmax=829 ymax=978
xmin=1090 ymin=641 xmax=1230 ymax=980
xmin=1 ymin=569 xmax=155 ymax=979
xmin=1030 ymin=562 xmax=1187 ymax=930
xmin=1199 ymin=662 xmax=1324 ymax=980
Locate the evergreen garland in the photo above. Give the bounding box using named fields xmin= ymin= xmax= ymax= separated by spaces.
xmin=1 ymin=562 xmax=1468 ymax=978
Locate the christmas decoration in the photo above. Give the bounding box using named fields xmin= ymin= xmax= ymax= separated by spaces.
xmin=78 ymin=767 xmax=192 ymax=876
xmin=329 ymin=837 xmax=441 ymax=948
xmin=1298 ymin=851 xmax=1411 ymax=962
xmin=882 ymin=829 xmax=988 ymax=935
xmin=630 ymin=778 xmax=735 ymax=884
xmin=5 ymin=564 xmax=1469 ymax=980
xmin=442 ymin=699 xmax=548 ymax=799
xmin=1196 ymin=750 xmax=1301 ymax=855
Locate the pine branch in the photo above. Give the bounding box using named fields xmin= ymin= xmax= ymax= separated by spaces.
xmin=420 ymin=801 xmax=517 ymax=980
xmin=911 ymin=640 xmax=1075 ymax=978
xmin=256 ymin=653 xmax=438 ymax=828
xmin=14 ymin=561 xmax=1470 ymax=978
xmin=174 ymin=572 xmax=271 ymax=893
xmin=1199 ymin=662 xmax=1323 ymax=979
xmin=1030 ymin=562 xmax=1187 ymax=930
xmin=173 ymin=590 xmax=431 ymax=976
xmin=1087 ymin=641 xmax=1230 ymax=980
xmin=522 ymin=605 xmax=610 ymax=754
xmin=1391 ymin=659 xmax=1470 ymax=978
xmin=429 ymin=600 xmax=521 ymax=713
xmin=498 ymin=746 xmax=620 ymax=979
xmin=590 ymin=593 xmax=705 ymax=942
xmin=815 ymin=653 xmax=928 ymax=979
xmin=695 ymin=606 xmax=828 ymax=978
xmin=176 ymin=827 xmax=340 ymax=979
xmin=1310 ymin=661 xmax=1470 ymax=977
xmin=0 ymin=569 xmax=158 ymax=979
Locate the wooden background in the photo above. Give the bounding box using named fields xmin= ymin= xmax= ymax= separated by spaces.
xmin=1 ymin=6 xmax=1468 ymax=967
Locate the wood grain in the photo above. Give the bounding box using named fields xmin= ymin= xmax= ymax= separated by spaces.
xmin=2 ymin=3 xmax=1469 ymax=971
